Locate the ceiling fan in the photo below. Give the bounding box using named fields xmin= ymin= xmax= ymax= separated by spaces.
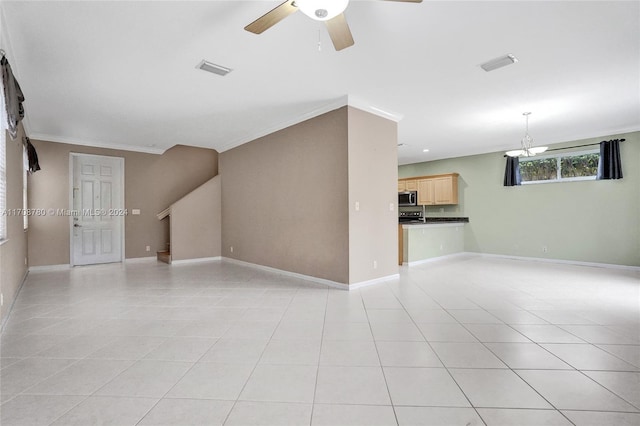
xmin=245 ymin=0 xmax=423 ymax=51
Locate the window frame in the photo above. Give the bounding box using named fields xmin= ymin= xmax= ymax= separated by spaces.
xmin=0 ymin=77 xmax=6 ymax=242
xmin=23 ymin=142 xmax=28 ymax=230
xmin=520 ymin=148 xmax=599 ymax=185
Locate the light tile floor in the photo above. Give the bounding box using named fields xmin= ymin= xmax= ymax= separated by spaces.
xmin=1 ymin=256 xmax=639 ymax=425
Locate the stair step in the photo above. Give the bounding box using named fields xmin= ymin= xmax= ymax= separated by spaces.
xmin=157 ymin=250 xmax=171 ymax=264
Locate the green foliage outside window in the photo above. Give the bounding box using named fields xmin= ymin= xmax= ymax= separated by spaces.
xmin=520 ymin=158 xmax=557 ymax=181
xmin=560 ymin=153 xmax=599 ymax=178
xmin=520 ymin=150 xmax=599 ymax=183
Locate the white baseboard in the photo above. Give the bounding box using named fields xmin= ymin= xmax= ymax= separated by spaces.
xmin=171 ymin=256 xmax=222 ymax=265
xmin=28 ymin=264 xmax=71 ymax=273
xmin=470 ymin=252 xmax=640 ymax=272
xmin=405 ymin=252 xmax=471 ymax=267
xmin=1 ymin=269 xmax=29 ymax=332
xmin=124 ymin=256 xmax=158 ymax=264
xmin=222 ymin=257 xmax=351 ymax=290
xmin=222 ymin=258 xmax=400 ymax=291
xmin=348 ymin=273 xmax=400 ymax=290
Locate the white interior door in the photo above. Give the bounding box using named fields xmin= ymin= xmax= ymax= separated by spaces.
xmin=71 ymin=154 xmax=124 ymax=266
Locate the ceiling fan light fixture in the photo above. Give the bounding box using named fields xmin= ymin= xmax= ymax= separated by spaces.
xmin=480 ymin=54 xmax=518 ymax=72
xmin=296 ymin=0 xmax=349 ymax=21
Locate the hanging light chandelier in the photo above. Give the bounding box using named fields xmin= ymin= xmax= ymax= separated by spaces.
xmin=506 ymin=112 xmax=548 ymax=157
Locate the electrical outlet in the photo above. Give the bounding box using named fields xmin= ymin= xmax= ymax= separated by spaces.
xmin=440 ymin=244 xmax=444 ymax=251
xmin=542 ymin=245 xmax=548 ymax=253
xmin=389 ymin=203 xmax=394 ymax=211
xmin=230 ymin=246 xmax=234 ymax=253
xmin=355 ymin=201 xmax=360 ymax=211
xmin=145 ymin=246 xmax=150 ymax=252
xmin=373 ymin=260 xmax=378 ymax=269
xmin=24 ymin=257 xmax=27 ymax=265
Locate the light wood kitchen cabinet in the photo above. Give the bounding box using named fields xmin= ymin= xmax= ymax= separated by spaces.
xmin=405 ymin=179 xmax=418 ymax=191
xmin=400 ymin=173 xmax=459 ymax=205
xmin=417 ymin=179 xmax=435 ymax=205
xmin=398 ymin=179 xmax=418 ymax=192
xmin=434 ymin=174 xmax=458 ymax=205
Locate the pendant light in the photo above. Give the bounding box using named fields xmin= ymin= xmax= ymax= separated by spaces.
xmin=506 ymin=112 xmax=548 ymax=157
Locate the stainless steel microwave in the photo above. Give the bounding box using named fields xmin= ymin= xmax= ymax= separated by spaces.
xmin=398 ymin=191 xmax=417 ymax=207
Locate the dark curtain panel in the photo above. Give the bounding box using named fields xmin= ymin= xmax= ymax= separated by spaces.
xmin=503 ymin=156 xmax=521 ymax=186
xmin=24 ymin=137 xmax=41 ymax=173
xmin=597 ymin=139 xmax=623 ymax=180
xmin=1 ymin=56 xmax=25 ymax=140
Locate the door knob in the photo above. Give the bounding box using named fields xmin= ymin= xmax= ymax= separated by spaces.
xmin=74 ymin=224 xmax=82 ymax=228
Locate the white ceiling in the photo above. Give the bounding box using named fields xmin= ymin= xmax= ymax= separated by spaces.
xmin=1 ymin=1 xmax=639 ymax=164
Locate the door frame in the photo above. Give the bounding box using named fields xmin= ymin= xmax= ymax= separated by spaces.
xmin=69 ymin=153 xmax=126 ymax=266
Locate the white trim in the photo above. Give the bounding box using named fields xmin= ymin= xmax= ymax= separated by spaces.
xmin=405 ymin=252 xmax=470 ymax=266
xmin=217 ymin=96 xmax=348 ymax=153
xmin=471 ymin=252 xmax=640 ymax=272
xmin=28 ymin=264 xmax=71 ymax=273
xmin=347 ymin=95 xmax=404 ymax=122
xmin=348 ymin=273 xmax=401 ymax=290
xmin=28 ymin=133 xmax=166 ymax=155
xmin=222 ymin=257 xmax=350 ymax=290
xmin=124 ymin=256 xmax=157 ymax=264
xmin=170 ymin=256 xmax=222 ymax=265
xmin=221 ymin=258 xmax=399 ymax=291
xmin=1 ymin=269 xmax=29 ymax=332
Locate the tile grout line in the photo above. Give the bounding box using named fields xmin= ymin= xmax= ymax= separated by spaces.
xmin=360 ymin=287 xmax=401 ymax=426
xmin=308 ymin=286 xmax=330 ymax=426
xmin=381 ymin=280 xmax=488 ymax=426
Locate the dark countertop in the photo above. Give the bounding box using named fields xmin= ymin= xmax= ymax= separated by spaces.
xmin=400 ymin=217 xmax=469 ymax=224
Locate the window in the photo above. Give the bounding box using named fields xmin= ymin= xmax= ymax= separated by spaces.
xmin=520 ymin=149 xmax=599 ymax=184
xmin=23 ymin=142 xmax=28 ymax=230
xmin=0 ymin=78 xmax=6 ymax=241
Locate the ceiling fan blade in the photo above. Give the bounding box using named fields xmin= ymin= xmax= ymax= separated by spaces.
xmin=244 ymin=0 xmax=298 ymax=34
xmin=325 ymin=13 xmax=354 ymax=51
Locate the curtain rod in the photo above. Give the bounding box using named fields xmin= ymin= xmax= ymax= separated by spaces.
xmin=502 ymin=138 xmax=626 ymax=157
xmin=545 ymin=138 xmax=625 ymax=152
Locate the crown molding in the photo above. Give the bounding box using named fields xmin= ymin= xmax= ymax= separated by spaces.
xmin=26 ymin=133 xmax=167 ymax=155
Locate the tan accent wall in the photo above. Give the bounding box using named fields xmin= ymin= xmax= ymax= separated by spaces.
xmin=28 ymin=141 xmax=218 ymax=266
xmin=0 ymin=125 xmax=29 ymax=324
xmin=170 ymin=175 xmax=221 ymax=261
xmin=347 ymin=107 xmax=399 ymax=283
xmin=220 ymin=107 xmax=350 ymax=283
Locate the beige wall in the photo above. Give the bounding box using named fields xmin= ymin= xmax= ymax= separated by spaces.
xmin=0 ymin=125 xmax=29 ymax=324
xmin=347 ymin=107 xmax=398 ymax=283
xmin=220 ymin=106 xmax=399 ymax=285
xmin=28 ymin=141 xmax=218 ymax=266
xmin=170 ymin=175 xmax=221 ymax=261
xmin=399 ymin=132 xmax=640 ymax=267
xmin=220 ymin=107 xmax=350 ymax=283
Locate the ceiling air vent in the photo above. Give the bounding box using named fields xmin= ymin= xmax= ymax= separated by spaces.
xmin=196 ymin=60 xmax=232 ymax=76
xmin=480 ymin=54 xmax=518 ymax=72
